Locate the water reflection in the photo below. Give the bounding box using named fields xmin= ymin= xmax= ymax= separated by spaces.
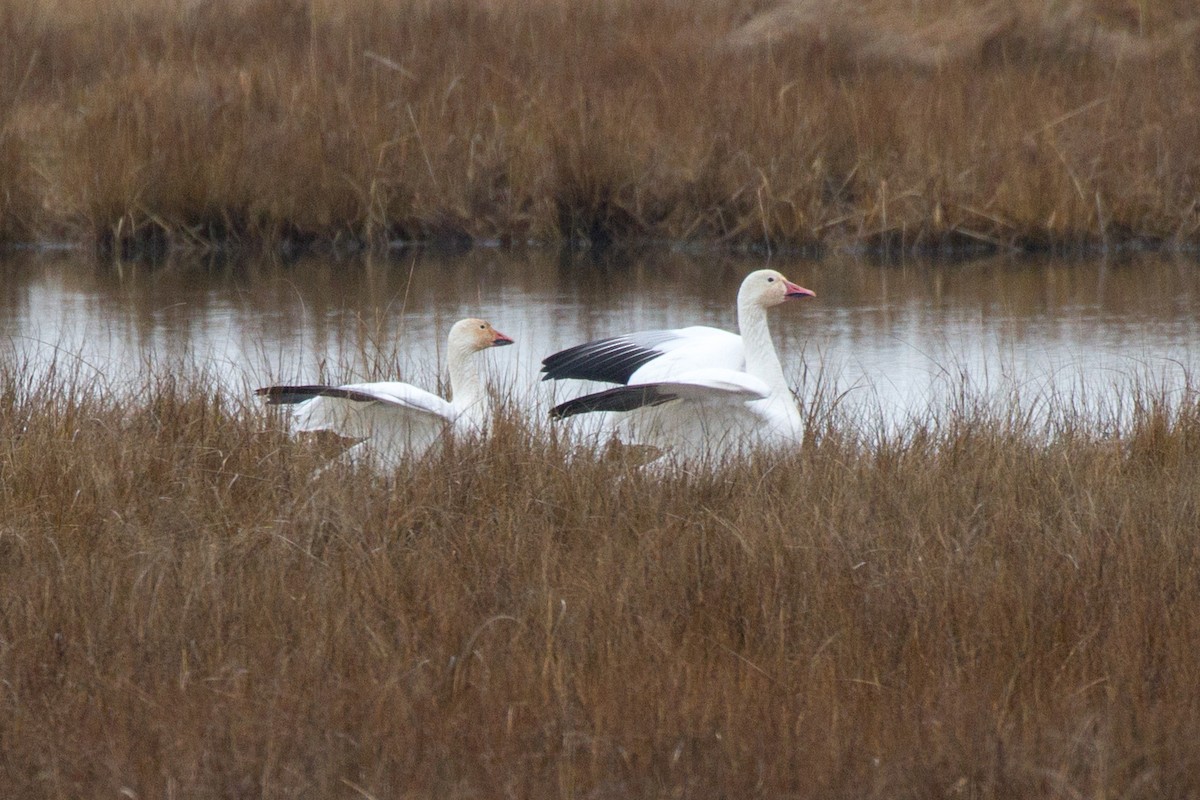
xmin=1 ymin=249 xmax=1197 ymax=427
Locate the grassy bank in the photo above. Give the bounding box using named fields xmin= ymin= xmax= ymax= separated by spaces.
xmin=1 ymin=0 xmax=1199 ymax=256
xmin=1 ymin=364 xmax=1200 ymax=797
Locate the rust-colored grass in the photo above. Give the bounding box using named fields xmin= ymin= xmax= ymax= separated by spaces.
xmin=0 ymin=0 xmax=1200 ymax=255
xmin=2 ymin=361 xmax=1199 ymax=797
xmin=1 ymin=0 xmax=1199 ymax=254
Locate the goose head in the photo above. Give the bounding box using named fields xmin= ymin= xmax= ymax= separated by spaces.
xmin=737 ymin=269 xmax=816 ymax=309
xmin=449 ymin=318 xmax=515 ymax=354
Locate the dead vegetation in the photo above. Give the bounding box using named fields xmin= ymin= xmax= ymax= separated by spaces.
xmin=724 ymin=0 xmax=1200 ymax=70
xmin=1 ymin=361 xmax=1200 ymax=797
xmin=1 ymin=0 xmax=1199 ymax=255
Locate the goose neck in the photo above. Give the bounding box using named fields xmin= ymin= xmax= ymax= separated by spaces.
xmin=737 ymin=301 xmax=788 ymax=393
xmin=448 ymin=348 xmax=488 ymax=417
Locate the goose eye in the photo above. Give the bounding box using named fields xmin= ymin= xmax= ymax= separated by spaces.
xmin=767 ymin=277 xmax=775 ymax=283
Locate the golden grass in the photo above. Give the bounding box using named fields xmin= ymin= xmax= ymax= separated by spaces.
xmin=2 ymin=0 xmax=1200 ymax=254
xmin=2 ymin=361 xmax=1200 ymax=796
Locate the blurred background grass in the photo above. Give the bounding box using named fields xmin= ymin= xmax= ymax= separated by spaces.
xmin=0 ymin=0 xmax=1198 ymax=255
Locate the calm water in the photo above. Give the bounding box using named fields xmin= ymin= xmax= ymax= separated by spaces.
xmin=2 ymin=249 xmax=1198 ymax=428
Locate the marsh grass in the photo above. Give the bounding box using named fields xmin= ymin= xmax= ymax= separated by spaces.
xmin=2 ymin=0 xmax=1200 ymax=255
xmin=2 ymin=359 xmax=1200 ymax=797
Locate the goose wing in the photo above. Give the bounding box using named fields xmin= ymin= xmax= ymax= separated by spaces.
xmin=541 ymin=326 xmax=743 ymax=385
xmin=550 ymin=368 xmax=769 ymax=419
xmin=257 ymin=381 xmax=455 ymax=440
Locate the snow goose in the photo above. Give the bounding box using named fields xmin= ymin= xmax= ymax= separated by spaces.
xmin=542 ymin=269 xmax=815 ymax=458
xmin=257 ymin=318 xmax=513 ymax=466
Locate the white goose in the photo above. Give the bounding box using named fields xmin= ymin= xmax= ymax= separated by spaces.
xmin=258 ymin=318 xmax=514 ymax=466
xmin=542 ymin=269 xmax=815 ymax=458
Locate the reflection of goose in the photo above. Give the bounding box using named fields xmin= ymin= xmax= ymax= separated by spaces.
xmin=542 ymin=269 xmax=815 ymax=458
xmin=257 ymin=318 xmax=513 ymax=465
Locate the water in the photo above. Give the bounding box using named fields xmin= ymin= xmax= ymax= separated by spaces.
xmin=2 ymin=248 xmax=1198 ymax=429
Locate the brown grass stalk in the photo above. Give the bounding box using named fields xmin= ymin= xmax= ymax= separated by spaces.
xmin=1 ymin=0 xmax=1199 ymax=255
xmin=1 ymin=359 xmax=1199 ymax=796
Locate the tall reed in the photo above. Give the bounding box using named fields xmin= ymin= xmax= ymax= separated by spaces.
xmin=1 ymin=0 xmax=1199 ymax=254
xmin=1 ymin=359 xmax=1199 ymax=797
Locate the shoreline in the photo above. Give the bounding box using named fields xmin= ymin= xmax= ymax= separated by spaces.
xmin=0 ymin=228 xmax=1192 ymax=265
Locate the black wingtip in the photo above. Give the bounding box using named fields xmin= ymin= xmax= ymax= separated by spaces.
xmin=258 ymin=384 xmax=384 ymax=406
xmin=256 ymin=384 xmax=335 ymax=405
xmin=550 ymin=385 xmax=679 ymax=421
xmin=540 ymin=337 xmax=664 ymax=385
xmin=256 ymin=385 xmax=306 ymax=405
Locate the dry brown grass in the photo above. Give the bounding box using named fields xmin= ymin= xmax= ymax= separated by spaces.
xmin=2 ymin=0 xmax=1200 ymax=252
xmin=2 ymin=360 xmax=1200 ymax=797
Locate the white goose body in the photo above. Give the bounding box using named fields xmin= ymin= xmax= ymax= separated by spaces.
xmin=542 ymin=270 xmax=815 ymax=459
xmin=258 ymin=318 xmax=513 ymax=466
